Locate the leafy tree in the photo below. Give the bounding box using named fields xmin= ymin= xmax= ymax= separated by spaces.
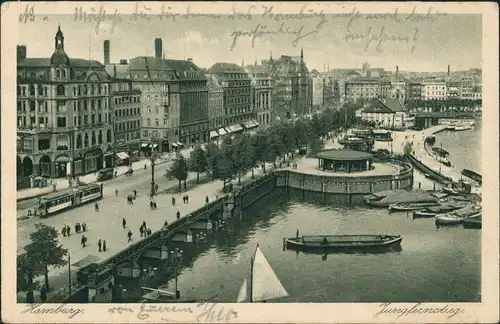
xmin=167 ymin=155 xmax=189 ymax=190
xmin=212 ymin=148 xmax=234 ymax=190
xmin=250 ymin=132 xmax=269 ymax=175
xmin=23 ymin=223 xmax=68 ymax=292
xmin=308 ymin=137 xmax=325 ymax=156
xmin=292 ymin=118 xmax=312 ymax=151
xmin=231 ymin=134 xmax=254 ymax=184
xmin=205 ymin=141 xmax=221 ymax=179
xmin=188 ymin=144 xmax=207 ymax=184
xmin=17 ymin=253 xmax=41 ymax=301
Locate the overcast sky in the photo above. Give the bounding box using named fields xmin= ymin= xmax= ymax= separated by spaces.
xmin=15 ymin=6 xmax=482 ymax=72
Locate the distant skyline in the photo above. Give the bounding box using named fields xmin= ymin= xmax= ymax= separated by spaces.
xmin=16 ymin=11 xmax=481 ymax=72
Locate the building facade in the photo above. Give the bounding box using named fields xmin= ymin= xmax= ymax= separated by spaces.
xmin=165 ymin=59 xmax=209 ymax=145
xmin=361 ymin=98 xmax=412 ymax=129
xmin=110 ymin=80 xmax=142 ymax=161
xmin=207 ymin=63 xmax=254 ymax=131
xmin=421 ymin=79 xmax=447 ymax=100
xmin=406 ymin=81 xmax=423 ymax=101
xmin=262 ymin=49 xmax=312 ymax=119
xmin=345 ymin=77 xmax=380 ymax=102
xmin=17 ymin=26 xmax=116 ymax=179
xmin=244 ymin=64 xmax=273 ymax=129
xmin=446 ymin=79 xmax=461 ymax=99
xmin=205 ymin=74 xmax=225 ymax=133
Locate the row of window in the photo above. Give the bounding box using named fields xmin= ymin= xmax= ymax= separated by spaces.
xmin=114 ymin=96 xmax=140 ymax=105
xmin=115 ymin=120 xmax=141 ymax=132
xmin=115 ymin=107 xmax=140 ymax=118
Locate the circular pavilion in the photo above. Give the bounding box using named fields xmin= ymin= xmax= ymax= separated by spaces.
xmin=317 ymin=149 xmax=373 ymax=173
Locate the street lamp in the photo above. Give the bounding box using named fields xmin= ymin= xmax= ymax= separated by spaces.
xmin=170 ymin=248 xmax=183 ymax=301
xmin=148 ymin=137 xmax=160 ymax=197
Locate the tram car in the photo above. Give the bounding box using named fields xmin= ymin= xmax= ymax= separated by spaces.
xmin=38 ymin=183 xmax=103 ymax=217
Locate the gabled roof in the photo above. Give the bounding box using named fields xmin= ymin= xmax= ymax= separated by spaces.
xmin=208 ymin=62 xmax=246 ymax=74
xmin=163 ymin=59 xmax=207 ymax=81
xmin=243 ymin=64 xmax=270 ymax=74
xmin=17 ymin=57 xmax=104 ymax=68
xmin=363 ymin=98 xmax=407 ymax=114
xmin=128 ymin=57 xmax=173 ymax=71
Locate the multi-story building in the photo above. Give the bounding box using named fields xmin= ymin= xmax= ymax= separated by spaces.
xmin=205 ymin=73 xmax=225 ymax=138
xmin=262 ymin=49 xmax=312 ymax=118
xmin=460 ymin=76 xmax=475 ymax=100
xmin=390 ymin=78 xmax=406 ymax=101
xmin=421 ymin=79 xmax=447 ymax=100
xmin=207 ymin=63 xmax=253 ymax=133
xmin=311 ymin=70 xmax=335 ymax=109
xmin=361 ymin=98 xmax=412 ymax=129
xmin=345 ymin=77 xmax=380 ymax=102
xmin=164 ymin=58 xmax=209 ymax=145
xmin=244 ymin=64 xmax=273 ymax=129
xmin=126 ymin=56 xmax=176 ymax=153
xmin=446 ymin=79 xmax=461 ymax=99
xmin=17 ymin=25 xmax=115 ymax=179
xmin=405 ymin=82 xmax=423 ymax=101
xmin=110 ymin=79 xmax=142 ymax=163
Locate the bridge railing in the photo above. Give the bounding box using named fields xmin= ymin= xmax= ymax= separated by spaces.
xmin=97 ymin=195 xmax=231 ymax=272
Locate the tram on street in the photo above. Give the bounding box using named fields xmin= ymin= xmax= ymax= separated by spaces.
xmin=38 ymin=183 xmax=103 ymax=217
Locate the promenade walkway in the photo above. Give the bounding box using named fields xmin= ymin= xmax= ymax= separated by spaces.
xmin=17 ymin=160 xmax=277 ymax=302
xmin=17 ymin=148 xmax=194 ymax=202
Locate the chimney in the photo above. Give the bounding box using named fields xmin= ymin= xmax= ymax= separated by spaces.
xmin=396 ymin=65 xmax=399 ymax=76
xmin=103 ymin=40 xmax=110 ymax=65
xmin=120 ymin=59 xmax=128 ymax=65
xmin=447 ymin=65 xmax=450 ymax=77
xmin=154 ymin=38 xmax=162 ymax=58
xmin=17 ymin=45 xmax=27 ymax=61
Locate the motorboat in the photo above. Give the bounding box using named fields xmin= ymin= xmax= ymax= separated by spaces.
xmin=285 ymin=234 xmax=402 ymax=251
xmin=389 ymin=201 xmax=441 ymax=212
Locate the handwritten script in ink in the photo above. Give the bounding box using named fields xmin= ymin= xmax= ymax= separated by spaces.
xmin=108 ymin=301 xmax=238 ymax=323
xmin=373 ymin=303 xmax=465 ymax=319
xmin=20 ymin=303 xmax=85 ymax=319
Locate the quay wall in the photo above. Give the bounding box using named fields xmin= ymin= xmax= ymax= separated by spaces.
xmin=407 ymin=154 xmax=453 ymax=184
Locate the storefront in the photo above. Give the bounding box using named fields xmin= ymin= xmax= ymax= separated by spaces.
xmin=115 ymin=151 xmax=130 ymax=167
xmin=39 ymin=155 xmax=52 ymax=178
xmin=54 ymin=154 xmax=71 ymax=178
xmin=84 ymin=148 xmax=103 ymax=174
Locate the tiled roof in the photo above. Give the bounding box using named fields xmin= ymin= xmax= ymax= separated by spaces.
xmin=164 ymin=59 xmax=207 ymax=81
xmin=128 ymin=57 xmax=172 ymax=71
xmin=243 ymin=65 xmax=270 ymax=74
xmin=363 ymin=98 xmax=407 ymax=113
xmin=208 ymin=63 xmax=246 ymax=74
xmin=17 ymin=57 xmax=103 ymax=68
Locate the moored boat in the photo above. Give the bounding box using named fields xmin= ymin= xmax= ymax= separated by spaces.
xmin=425 ymin=135 xmax=436 ymax=145
xmin=285 ymin=234 xmax=402 ymax=251
xmin=389 ymin=201 xmax=440 ymax=212
xmin=463 ymin=214 xmax=482 ymax=229
xmin=454 ymin=123 xmax=472 ymax=131
xmin=461 ymin=169 xmax=482 ymax=184
xmin=413 ymin=204 xmax=464 ymax=218
xmin=435 ymin=213 xmax=464 ymax=225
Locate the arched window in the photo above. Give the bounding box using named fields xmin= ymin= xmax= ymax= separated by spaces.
xmin=38 ymin=85 xmax=43 ymax=96
xmin=84 ymin=133 xmax=89 ymax=147
xmin=29 ymin=85 xmax=35 ymax=96
xmin=62 ymin=69 xmax=66 ymax=78
xmin=106 ymin=129 xmax=112 ymax=143
xmin=56 ymin=85 xmax=65 ymax=96
xmin=98 ymin=130 xmax=103 ymax=144
xmin=90 ymin=85 xmax=94 ymax=95
xmin=83 ymin=85 xmax=87 ymax=95
xmin=91 ymin=132 xmax=96 ymax=146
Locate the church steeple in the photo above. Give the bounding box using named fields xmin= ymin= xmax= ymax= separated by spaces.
xmin=55 ymin=24 xmax=64 ymax=50
xmin=270 ymin=51 xmax=273 ymax=61
xmin=300 ymin=47 xmax=304 ymax=60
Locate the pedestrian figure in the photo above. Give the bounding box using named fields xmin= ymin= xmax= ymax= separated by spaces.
xmin=144 ymin=164 xmax=147 ymax=170
xmin=127 ymin=195 xmax=134 ymax=204
xmin=147 ymin=228 xmax=152 ymax=236
xmin=176 ymin=210 xmax=180 ymax=220
xmin=66 ymin=225 xmax=71 ymax=236
xmin=150 ymin=200 xmax=154 ymax=210
xmin=115 ymin=171 xmax=118 ymax=177
xmin=172 ymin=197 xmax=176 ymax=206
xmin=142 ymin=220 xmax=147 ymax=229
xmin=133 ymin=189 xmax=137 ymax=199
xmin=98 ymin=239 xmax=102 ymax=252
xmin=115 ymin=188 xmax=118 ymax=197
xmin=186 ymin=195 xmax=189 ymax=203
xmin=155 ymin=184 xmax=159 ymax=193
xmin=122 ymin=218 xmax=127 ymax=229
xmin=62 ymin=226 xmax=67 ymax=237
xmin=82 ymin=222 xmax=87 ymax=232
xmin=127 ymin=230 xmax=133 ymax=242
xmin=81 ymin=235 xmax=87 ymax=248
xmin=95 ymin=202 xmax=99 ymax=212
xmin=140 ymin=225 xmax=144 ymax=237
xmin=153 ymin=201 xmax=157 ymax=210
xmin=205 ymin=195 xmax=209 ymax=204
xmin=103 ymin=240 xmax=107 ymax=252
xmin=75 ymin=223 xmax=80 ymax=234
xmin=163 ymin=220 xmax=168 ymax=228
xmin=182 ymin=196 xmax=186 ymax=204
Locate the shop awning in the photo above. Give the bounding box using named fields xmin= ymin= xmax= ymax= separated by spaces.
xmin=218 ymin=128 xmax=228 ymax=136
xmin=243 ymin=120 xmax=259 ymax=129
xmin=229 ymin=124 xmax=243 ymax=133
xmin=104 ymin=152 xmax=114 ymax=156
xmin=210 ymin=130 xmax=219 ymax=139
xmin=151 ymin=144 xmax=158 ymax=149
xmin=172 ymin=143 xmax=178 ymax=148
xmin=176 ymin=142 xmax=183 ymax=147
xmin=54 ymin=155 xmax=71 ymax=163
xmin=251 ymin=120 xmax=260 ymax=127
xmin=141 ymin=143 xmax=149 ymax=148
xmin=116 ymin=152 xmax=129 ymax=160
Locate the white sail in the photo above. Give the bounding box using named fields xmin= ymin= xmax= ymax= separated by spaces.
xmin=251 ymin=246 xmax=288 ymax=302
xmin=236 ymin=278 xmax=248 ymax=303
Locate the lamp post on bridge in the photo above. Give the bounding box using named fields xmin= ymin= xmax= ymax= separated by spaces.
xmin=170 ymin=248 xmax=183 ymax=301
xmin=148 ymin=136 xmax=160 ymax=197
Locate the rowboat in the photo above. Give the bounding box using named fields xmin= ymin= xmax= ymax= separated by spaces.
xmin=389 ymin=201 xmax=440 ymax=212
xmin=236 ymin=244 xmax=288 ymax=303
xmin=435 ymin=214 xmax=464 ymax=225
xmin=413 ymin=203 xmax=467 ymax=218
xmin=285 ymin=234 xmax=402 ymax=251
xmin=463 ymin=214 xmax=482 ymax=229
xmin=461 ymin=169 xmax=482 ymax=184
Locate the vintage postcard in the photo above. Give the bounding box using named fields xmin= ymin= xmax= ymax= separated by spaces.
xmin=1 ymin=1 xmax=498 ymax=323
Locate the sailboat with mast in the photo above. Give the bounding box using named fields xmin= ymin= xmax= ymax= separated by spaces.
xmin=236 ymin=244 xmax=289 ymax=303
